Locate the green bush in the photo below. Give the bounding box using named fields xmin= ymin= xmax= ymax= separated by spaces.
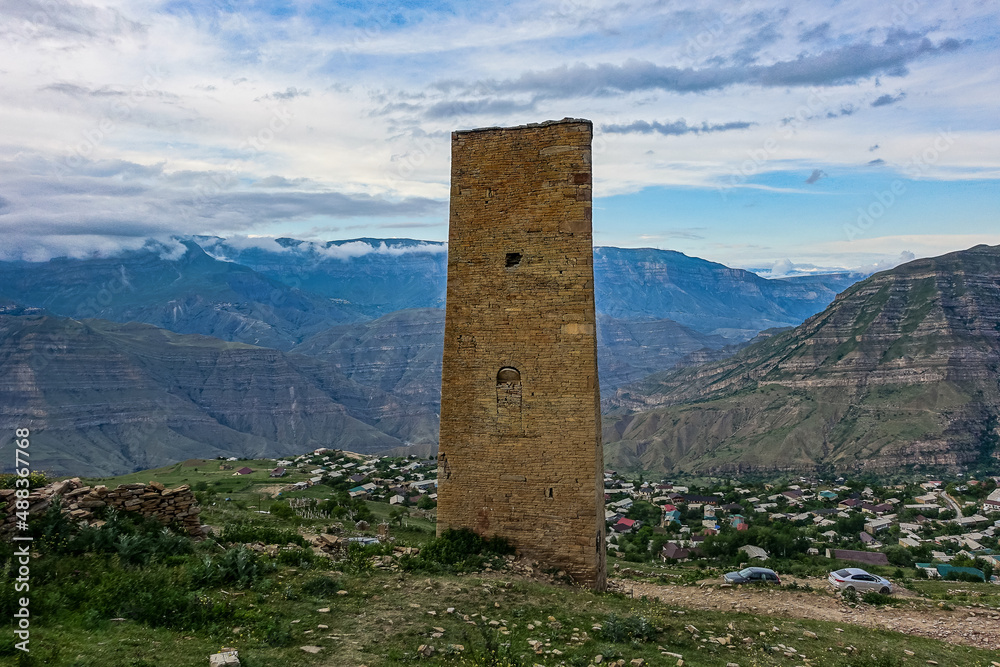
xmin=269 ymin=501 xmax=296 ymax=520
xmin=301 ymin=575 xmax=343 ymax=597
xmin=465 ymin=627 xmax=529 ymax=667
xmin=189 ymin=546 xmax=275 ymax=588
xmin=274 ymin=547 xmax=324 ymax=569
xmin=257 ymin=616 xmax=293 ymax=647
xmin=861 ymin=591 xmax=893 ymax=606
xmin=596 ymin=613 xmax=659 ymax=643
xmin=400 ymin=528 xmax=514 ymax=573
xmin=219 ymin=521 xmax=308 ymax=548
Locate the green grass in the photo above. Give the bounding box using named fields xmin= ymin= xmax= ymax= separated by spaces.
xmin=6 ymin=565 xmax=1000 ymax=667
xmin=903 ymin=579 xmax=1000 ymax=606
xmin=7 ymin=464 xmax=995 ymax=666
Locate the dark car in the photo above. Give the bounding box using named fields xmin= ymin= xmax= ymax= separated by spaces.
xmin=722 ymin=566 xmax=781 ymax=584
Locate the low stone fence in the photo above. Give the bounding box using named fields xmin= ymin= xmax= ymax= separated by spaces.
xmin=1 ymin=478 xmax=203 ymax=537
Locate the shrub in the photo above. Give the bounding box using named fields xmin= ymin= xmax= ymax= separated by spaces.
xmin=0 ymin=471 xmax=48 ymax=490
xmin=190 ymin=546 xmax=275 ymax=588
xmin=257 ymin=616 xmax=293 ymax=647
xmin=861 ymin=591 xmax=893 ymax=606
xmin=301 ymin=575 xmax=343 ymax=598
xmin=596 ymin=614 xmax=659 ymax=643
xmin=274 ymin=547 xmax=323 ymax=568
xmin=400 ymin=528 xmax=514 ymax=573
xmin=269 ymin=501 xmax=296 ymax=520
xmin=219 ymin=521 xmax=308 ymax=548
xmin=465 ymin=627 xmax=529 ymax=667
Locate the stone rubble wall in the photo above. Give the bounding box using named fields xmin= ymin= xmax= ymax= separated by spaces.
xmin=0 ymin=477 xmax=203 ymax=537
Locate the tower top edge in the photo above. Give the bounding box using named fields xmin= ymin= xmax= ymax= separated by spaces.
xmin=453 ymin=118 xmax=592 ymax=136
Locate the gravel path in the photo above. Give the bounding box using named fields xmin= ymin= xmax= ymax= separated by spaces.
xmin=612 ymin=578 xmax=1000 ymax=650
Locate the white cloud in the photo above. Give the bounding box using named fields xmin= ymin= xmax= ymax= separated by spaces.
xmin=0 ymin=0 xmax=996 ymax=261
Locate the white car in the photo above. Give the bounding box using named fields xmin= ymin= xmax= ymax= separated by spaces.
xmin=828 ymin=567 xmax=892 ymax=594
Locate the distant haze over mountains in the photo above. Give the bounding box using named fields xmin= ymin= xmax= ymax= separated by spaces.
xmin=0 ymin=236 xmax=867 ymax=475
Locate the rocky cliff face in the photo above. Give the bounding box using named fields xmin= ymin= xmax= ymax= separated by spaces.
xmin=0 ymin=314 xmax=437 ymax=476
xmin=0 ymin=238 xmax=859 ymax=350
xmin=606 ymin=244 xmax=1000 ymax=475
xmin=0 ymin=237 xmax=869 ymax=477
xmin=290 ymin=308 xmax=734 ymax=408
xmin=593 ymin=247 xmax=858 ymax=338
xmin=0 ymin=241 xmax=365 ymax=350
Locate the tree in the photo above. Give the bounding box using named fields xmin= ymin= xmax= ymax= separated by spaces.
xmin=417 ymin=495 xmax=435 ymax=510
xmin=389 ymin=507 xmax=409 ymax=527
xmin=626 ymin=500 xmax=661 ymax=524
xmin=883 ymin=545 xmax=914 ymax=567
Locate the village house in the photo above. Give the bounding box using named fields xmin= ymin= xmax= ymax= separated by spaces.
xmin=864 ymin=517 xmax=893 ymax=533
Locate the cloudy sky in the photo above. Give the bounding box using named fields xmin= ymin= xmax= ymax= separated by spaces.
xmin=1 ymin=0 xmax=998 ymax=274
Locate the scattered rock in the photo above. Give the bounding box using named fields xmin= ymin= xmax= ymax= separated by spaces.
xmin=802 ymin=631 xmax=817 ymax=639
xmin=299 ymin=646 xmax=322 ymax=654
xmin=209 ymin=651 xmax=240 ymax=666
xmin=417 ymin=644 xmax=435 ymax=657
xmin=317 ymin=607 xmax=330 ymax=613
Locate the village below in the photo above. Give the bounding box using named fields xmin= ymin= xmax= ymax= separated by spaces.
xmin=3 ymin=447 xmax=1000 ymax=667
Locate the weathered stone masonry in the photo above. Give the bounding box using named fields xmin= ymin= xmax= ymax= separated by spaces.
xmin=437 ymin=118 xmax=606 ymax=589
xmin=1 ymin=478 xmax=203 ymax=537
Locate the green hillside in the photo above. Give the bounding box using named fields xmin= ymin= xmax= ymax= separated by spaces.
xmin=605 ymin=244 xmax=1000 ymax=475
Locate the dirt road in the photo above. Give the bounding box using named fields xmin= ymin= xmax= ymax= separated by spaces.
xmin=612 ymin=578 xmax=1000 ymax=650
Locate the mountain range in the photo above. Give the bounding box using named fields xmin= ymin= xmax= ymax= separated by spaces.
xmin=0 ymin=312 xmax=438 ymax=476
xmin=605 ymin=244 xmax=1000 ymax=476
xmin=0 ymin=236 xmax=877 ymax=476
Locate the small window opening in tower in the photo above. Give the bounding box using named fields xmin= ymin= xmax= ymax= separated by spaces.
xmin=505 ymin=252 xmax=522 ymax=267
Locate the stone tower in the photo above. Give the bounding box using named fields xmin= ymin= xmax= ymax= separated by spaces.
xmin=437 ymin=118 xmax=606 ymax=589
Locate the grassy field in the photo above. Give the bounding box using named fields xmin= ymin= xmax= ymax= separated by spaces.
xmin=903 ymin=579 xmax=1000 ymax=606
xmin=8 ymin=566 xmax=1000 ymax=667
xmin=2 ymin=461 xmax=998 ymax=666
